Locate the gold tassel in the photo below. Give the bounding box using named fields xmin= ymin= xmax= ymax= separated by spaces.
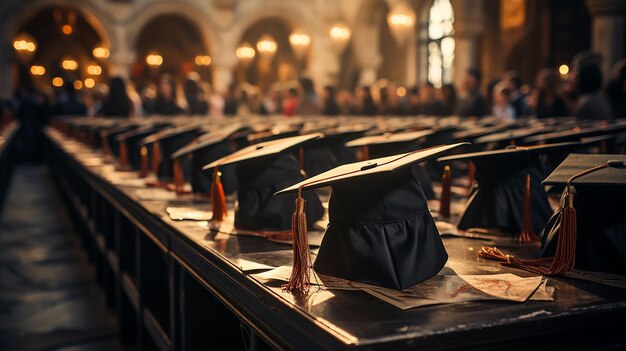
xmin=210 ymin=168 xmax=228 ymax=221
xmin=152 ymin=142 xmax=161 ymax=175
xmin=283 ymin=188 xmax=310 ymax=293
xmin=139 ymin=146 xmax=149 ymax=178
xmin=173 ymin=158 xmax=184 ymax=195
xmin=546 ymin=190 xmax=576 ymax=274
xmin=439 ymin=165 xmax=452 ymax=219
xmin=466 ymin=161 xmax=476 ymax=196
xmin=298 ymin=147 xmax=305 ymax=171
xmin=515 ymin=174 xmax=541 ymax=244
xmin=101 ymin=134 xmax=111 ymax=158
xmin=119 ymin=140 xmax=129 ymax=169
xmin=360 ymin=145 xmax=370 ymax=161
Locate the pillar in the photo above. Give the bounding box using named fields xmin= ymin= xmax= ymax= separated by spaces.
xmin=308 ymin=32 xmax=341 ymax=88
xmin=211 ymin=50 xmax=237 ymax=94
xmin=450 ymin=0 xmax=483 ymax=88
xmin=108 ymin=25 xmax=135 ymax=80
xmin=585 ymin=0 xmax=626 ymax=79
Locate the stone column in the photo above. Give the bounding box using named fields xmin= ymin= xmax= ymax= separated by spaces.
xmin=108 ymin=25 xmax=135 ymax=80
xmin=211 ymin=51 xmax=238 ymax=94
xmin=585 ymin=0 xmax=626 ymax=79
xmin=308 ymin=32 xmax=341 ymax=88
xmin=450 ymin=0 xmax=483 ymax=88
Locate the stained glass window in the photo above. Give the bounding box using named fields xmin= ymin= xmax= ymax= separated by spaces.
xmin=428 ymin=0 xmax=454 ymax=87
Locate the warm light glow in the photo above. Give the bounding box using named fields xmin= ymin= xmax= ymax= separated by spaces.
xmin=13 ymin=33 xmax=37 ymax=60
xmin=329 ymin=22 xmax=351 ymax=53
xmin=236 ymin=42 xmax=256 ymax=65
xmin=256 ymin=35 xmax=277 ymax=59
xmin=194 ymin=55 xmax=212 ymax=66
xmin=87 ymin=64 xmax=102 ymax=75
xmin=52 ymin=77 xmax=64 ymax=87
xmin=30 ymin=65 xmax=45 ymax=76
xmin=93 ymin=46 xmax=110 ymax=59
xmin=387 ymin=2 xmax=417 ymax=45
xmin=84 ymin=78 xmax=95 ymax=88
xmin=396 ymin=86 xmax=407 ymax=97
xmin=73 ymin=80 xmax=83 ymax=90
xmin=62 ymin=24 xmax=73 ymax=35
xmin=146 ymin=52 xmax=163 ymax=66
xmin=289 ymin=29 xmax=311 ymax=60
xmin=61 ymin=57 xmax=78 ymax=71
xmin=559 ymin=64 xmax=569 ymax=75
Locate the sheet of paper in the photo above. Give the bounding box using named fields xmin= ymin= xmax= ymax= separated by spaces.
xmin=167 ymin=207 xmax=212 ymax=221
xmin=136 ymin=188 xmax=178 ymax=201
xmin=206 ymin=218 xmax=325 ymax=247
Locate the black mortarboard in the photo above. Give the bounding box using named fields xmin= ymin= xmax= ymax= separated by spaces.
xmin=140 ymin=125 xmax=203 ymax=180
xmin=170 ymin=124 xmax=250 ymax=195
xmin=101 ymin=122 xmax=140 ymax=157
xmin=524 ymin=121 xmax=626 ymax=145
xmin=541 ymin=154 xmax=626 ymax=275
xmin=203 ymin=134 xmax=325 ymax=232
xmin=345 ymin=130 xmax=437 ymax=199
xmin=301 ymin=127 xmax=369 ymax=177
xmin=438 ymin=142 xmax=583 ymax=241
xmin=472 ymin=125 xmax=553 ymax=150
xmin=115 ymin=123 xmax=172 ymax=170
xmin=277 ymin=143 xmax=468 ymax=290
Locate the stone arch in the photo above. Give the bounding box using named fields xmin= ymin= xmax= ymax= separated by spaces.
xmin=126 ymin=1 xmax=218 ymax=54
xmin=0 ymin=0 xmax=114 ymax=51
xmin=229 ymin=1 xmax=317 ymax=50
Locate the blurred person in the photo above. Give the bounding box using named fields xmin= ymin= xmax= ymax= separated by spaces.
xmin=491 ymin=82 xmax=515 ymax=121
xmin=260 ymin=88 xmax=277 ymax=115
xmin=99 ymin=76 xmax=133 ymax=118
xmin=153 ymin=74 xmax=183 ymax=115
xmin=140 ymin=83 xmax=156 ymax=115
xmin=53 ymin=80 xmax=86 ymax=116
xmin=406 ymin=86 xmax=420 ymax=115
xmin=417 ymin=82 xmax=444 ymax=116
xmin=295 ymin=77 xmax=321 ymax=115
xmin=282 ymin=88 xmax=299 ymax=117
xmin=455 ymin=68 xmax=488 ymax=117
xmin=531 ymin=68 xmax=569 ymax=118
xmin=504 ymin=71 xmax=530 ymax=118
xmin=17 ymin=79 xmax=49 ymax=161
xmin=439 ymin=83 xmax=457 ymax=116
xmin=605 ymin=59 xmax=626 ymax=119
xmin=322 ymin=85 xmax=340 ymax=116
xmin=183 ymin=77 xmax=208 ymax=115
xmin=337 ymin=89 xmax=358 ymax=115
xmin=127 ymin=81 xmax=143 ymax=118
xmin=359 ymin=86 xmax=377 ymax=116
xmin=223 ymin=83 xmax=238 ymax=116
xmin=573 ymin=62 xmax=612 ymax=120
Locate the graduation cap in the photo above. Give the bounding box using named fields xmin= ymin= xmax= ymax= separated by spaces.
xmin=301 ymin=127 xmax=369 ymax=177
xmin=169 ymin=124 xmax=250 ymax=195
xmin=100 ymin=123 xmax=140 ymax=158
xmin=438 ymin=142 xmax=583 ymax=243
xmin=345 ymin=130 xmax=437 ymax=199
xmin=115 ymin=123 xmax=172 ymax=171
xmin=203 ymin=133 xmax=325 ymax=232
xmin=524 ymin=121 xmax=626 ymax=146
xmin=472 ymin=125 xmax=552 ymax=150
xmin=539 ymin=154 xmax=626 ymax=275
xmin=140 ymin=125 xmax=203 ymax=180
xmin=276 ymin=143 xmax=468 ymax=291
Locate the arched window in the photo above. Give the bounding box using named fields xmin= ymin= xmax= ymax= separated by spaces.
xmin=428 ymin=0 xmax=454 ymax=88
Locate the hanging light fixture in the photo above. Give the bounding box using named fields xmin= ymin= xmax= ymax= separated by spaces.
xmin=146 ymin=51 xmax=163 ymax=67
xmin=54 ymin=9 xmax=76 ymax=36
xmin=13 ymin=32 xmax=37 ymax=63
xmin=236 ymin=42 xmax=256 ymax=66
xmin=87 ymin=62 xmax=102 ymax=76
xmin=387 ymin=2 xmax=416 ymax=45
xmin=194 ymin=55 xmax=212 ymax=66
xmin=329 ymin=22 xmax=351 ymax=54
xmin=288 ymin=29 xmax=311 ymax=61
xmin=256 ymin=35 xmax=277 ymax=59
xmin=61 ymin=56 xmax=78 ymax=71
xmin=93 ymin=45 xmax=110 ymax=59
xmin=30 ymin=65 xmax=46 ymax=76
